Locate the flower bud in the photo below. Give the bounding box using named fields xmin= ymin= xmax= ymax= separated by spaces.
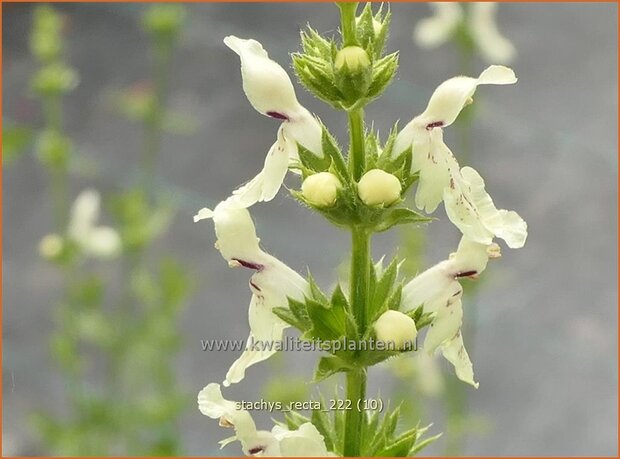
xmin=335 ymin=46 xmax=371 ymax=73
xmin=301 ymin=172 xmax=342 ymax=207
xmin=334 ymin=46 xmax=372 ymax=102
xmin=374 ymin=310 xmax=417 ymax=351
xmin=357 ymin=169 xmax=402 ymax=207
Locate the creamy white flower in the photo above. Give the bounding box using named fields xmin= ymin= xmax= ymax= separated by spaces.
xmin=198 ymin=383 xmax=333 ymax=456
xmin=444 ymin=166 xmax=527 ymax=248
xmin=401 ymin=236 xmax=501 ymax=387
xmin=414 ymin=3 xmax=515 ymax=64
xmin=59 ymin=189 xmax=121 ymax=259
xmin=194 ymin=201 xmax=309 ymax=386
xmin=390 ymin=66 xmax=526 ymax=247
xmin=224 ymin=36 xmax=324 ymax=208
xmin=469 ymin=3 xmax=516 ymax=64
xmin=392 ymin=65 xmax=516 ymax=213
xmin=413 ymin=2 xmax=462 ymax=49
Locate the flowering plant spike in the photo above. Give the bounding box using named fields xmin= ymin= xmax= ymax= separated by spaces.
xmin=195 ymin=3 xmax=527 ymax=456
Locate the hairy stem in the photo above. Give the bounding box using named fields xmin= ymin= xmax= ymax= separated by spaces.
xmin=348 ymin=109 xmax=366 ymax=180
xmin=338 ymin=2 xmax=359 ymax=47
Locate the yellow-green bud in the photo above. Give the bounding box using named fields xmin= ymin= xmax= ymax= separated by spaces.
xmin=39 ymin=233 xmax=64 ymax=260
xmin=357 ymin=169 xmax=402 ymax=207
xmin=374 ymin=310 xmax=417 ymax=351
xmin=301 ymin=172 xmax=342 ymax=207
xmin=335 ymin=46 xmax=371 ymax=73
xmin=334 ymin=46 xmax=372 ymax=103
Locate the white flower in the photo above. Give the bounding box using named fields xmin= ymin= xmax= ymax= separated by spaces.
xmin=374 ymin=310 xmax=417 ymax=350
xmin=198 ymin=383 xmax=334 ymax=456
xmin=444 ymin=166 xmax=527 ymax=248
xmin=40 ymin=189 xmax=121 ymax=259
xmin=224 ymin=36 xmax=324 ymax=208
xmin=413 ymin=2 xmax=463 ymax=49
xmin=401 ymin=236 xmax=501 ymax=387
xmin=194 ymin=201 xmax=309 ymax=386
xmin=301 ymin=172 xmax=342 ymax=207
xmin=391 ymin=66 xmax=526 ymax=247
xmin=414 ymin=3 xmax=516 ymax=64
xmin=357 ymin=169 xmax=402 ymax=207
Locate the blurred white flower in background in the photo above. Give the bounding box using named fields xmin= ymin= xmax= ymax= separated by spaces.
xmin=39 ymin=189 xmax=121 ymax=260
xmin=414 ymin=2 xmax=516 ymax=64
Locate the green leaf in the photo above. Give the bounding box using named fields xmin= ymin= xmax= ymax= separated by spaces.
xmin=372 ymin=257 xmax=399 ymax=308
xmin=306 ymin=299 xmax=348 ymax=341
xmin=313 ymin=355 xmax=353 ymax=382
xmin=374 ymin=207 xmax=431 ymax=233
xmin=272 ymin=307 xmax=306 ymax=332
xmin=409 ymin=433 xmax=442 ymax=455
xmin=283 ymin=410 xmax=310 ymax=430
xmin=320 ymin=125 xmax=350 ymax=183
xmin=330 ymin=283 xmax=350 ymax=311
xmin=307 ymin=271 xmax=329 ymax=304
xmin=367 ymin=52 xmax=399 ymax=100
xmin=297 ymin=141 xmax=332 ymax=173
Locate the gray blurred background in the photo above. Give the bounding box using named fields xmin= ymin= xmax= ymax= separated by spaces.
xmin=3 ymin=2 xmax=618 ymax=456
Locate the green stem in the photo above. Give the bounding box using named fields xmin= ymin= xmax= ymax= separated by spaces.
xmin=344 ymin=368 xmax=366 ymax=456
xmin=340 ymin=4 xmax=369 ymax=455
xmin=348 ymin=109 xmax=365 ymax=180
xmin=338 ymin=2 xmax=359 ymax=46
xmin=344 ymin=226 xmax=370 ymax=456
xmin=350 ymin=226 xmax=370 ymax=333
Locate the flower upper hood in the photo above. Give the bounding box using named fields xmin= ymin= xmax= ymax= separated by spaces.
xmin=223 ymin=36 xmax=324 ymax=209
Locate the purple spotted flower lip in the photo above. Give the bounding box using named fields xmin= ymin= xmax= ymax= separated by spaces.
xmin=386 ymin=65 xmax=526 ymax=249
xmin=397 ymin=236 xmax=507 ymax=388
xmin=193 ymin=201 xmax=309 ymax=387
xmin=266 ymin=111 xmax=289 ymax=121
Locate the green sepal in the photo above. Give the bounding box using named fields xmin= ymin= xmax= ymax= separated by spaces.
xmin=367 ymin=52 xmax=399 ymax=101
xmin=272 ymin=306 xmax=307 ymax=332
xmin=407 ymin=304 xmax=435 ymax=331
xmin=356 ymin=3 xmax=391 ymax=59
xmin=283 ymin=410 xmax=310 ymax=430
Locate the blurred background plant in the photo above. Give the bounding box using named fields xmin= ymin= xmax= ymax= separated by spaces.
xmin=4 ymin=4 xmax=194 ymax=455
